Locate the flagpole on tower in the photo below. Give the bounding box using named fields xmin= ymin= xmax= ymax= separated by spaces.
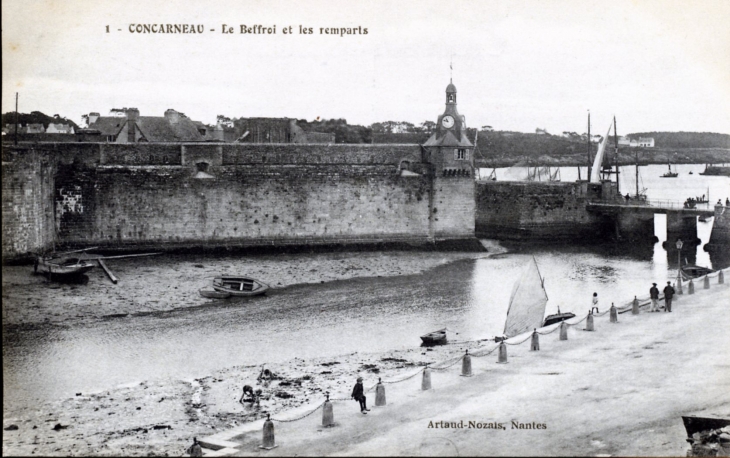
xmin=450 ymin=55 xmax=453 ymax=82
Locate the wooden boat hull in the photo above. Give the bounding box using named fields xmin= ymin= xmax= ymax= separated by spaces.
xmin=199 ymin=288 xmax=231 ymax=299
xmin=682 ymin=416 xmax=730 ymax=438
xmin=420 ymin=332 xmax=447 ymax=345
xmin=35 ymin=257 xmax=94 ymax=276
xmin=660 ymin=174 xmax=678 ymax=178
xmin=681 ymin=265 xmax=715 ymax=281
xmin=543 ymin=312 xmax=576 ymax=327
xmin=212 ymin=276 xmax=269 ymax=297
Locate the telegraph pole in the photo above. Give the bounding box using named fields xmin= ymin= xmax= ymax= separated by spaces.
xmin=15 ymin=92 xmax=19 ymax=145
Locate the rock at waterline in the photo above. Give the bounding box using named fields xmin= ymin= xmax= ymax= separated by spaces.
xmin=4 ymin=425 xmax=19 ymax=431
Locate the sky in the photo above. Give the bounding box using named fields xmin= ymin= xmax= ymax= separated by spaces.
xmin=2 ymin=0 xmax=730 ymax=135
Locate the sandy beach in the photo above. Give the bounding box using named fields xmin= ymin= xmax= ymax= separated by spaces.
xmin=2 ymin=247 xmax=495 ymax=456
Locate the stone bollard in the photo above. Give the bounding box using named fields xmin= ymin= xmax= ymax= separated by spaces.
xmin=259 ymin=414 xmax=277 ymax=450
xmin=322 ymin=393 xmax=334 ymax=427
xmin=677 ymin=277 xmax=683 ymax=295
xmin=610 ymin=303 xmax=618 ymax=323
xmin=497 ymin=341 xmax=508 ymax=363
xmin=689 ymin=280 xmax=695 ymax=295
xmin=632 ymin=296 xmax=640 ymax=315
xmin=704 ymin=275 xmax=710 ymax=289
xmin=585 ymin=312 xmax=595 ymax=332
xmin=421 ymin=367 xmax=431 ymax=391
xmin=559 ymin=321 xmax=568 ymax=341
xmin=461 ymin=350 xmax=472 ymax=377
xmin=719 ymin=270 xmax=725 ymax=284
xmin=530 ymin=329 xmax=540 ymax=351
xmin=375 ymin=378 xmax=386 ymax=406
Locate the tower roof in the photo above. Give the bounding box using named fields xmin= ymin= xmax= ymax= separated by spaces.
xmin=446 ymin=81 xmax=457 ymax=93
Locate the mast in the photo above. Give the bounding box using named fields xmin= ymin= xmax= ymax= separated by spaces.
xmin=635 ymin=151 xmax=640 ymax=198
xmin=613 ymin=116 xmax=620 ymax=194
xmin=587 ymin=111 xmax=592 ymax=181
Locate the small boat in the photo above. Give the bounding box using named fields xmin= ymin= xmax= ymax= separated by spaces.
xmin=681 ymin=265 xmax=715 ymax=281
xmin=212 ymin=276 xmax=269 ymax=297
xmin=689 ymin=171 xmax=693 ymax=175
xmin=661 ymin=164 xmax=678 ymax=178
xmin=681 ymin=415 xmax=730 ymax=438
xmin=35 ymin=255 xmax=94 ymax=277
xmin=543 ymin=307 xmax=576 ymax=327
xmin=199 ymin=288 xmax=231 ymax=299
xmin=699 ymin=164 xmax=730 ymax=177
xmin=420 ymin=328 xmax=447 ymax=345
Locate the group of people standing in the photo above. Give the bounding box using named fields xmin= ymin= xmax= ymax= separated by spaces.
xmin=649 ymin=281 xmax=675 ymax=312
xmin=590 ymin=280 xmax=676 ymax=315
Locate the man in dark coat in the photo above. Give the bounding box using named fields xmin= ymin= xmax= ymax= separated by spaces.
xmin=351 ymin=377 xmax=370 ymax=414
xmin=663 ymin=281 xmax=675 ymax=312
xmin=649 ymin=283 xmax=660 ymax=312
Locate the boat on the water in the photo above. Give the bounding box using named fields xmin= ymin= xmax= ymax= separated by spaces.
xmin=503 ymin=257 xmax=550 ymax=338
xmin=680 ymin=265 xmax=715 ymax=281
xmin=660 ymin=164 xmax=678 ymax=178
xmin=35 ymin=255 xmax=95 ymax=276
xmin=211 ymin=276 xmax=269 ymax=297
xmin=420 ymin=328 xmax=447 ymax=345
xmin=543 ymin=307 xmax=576 ymax=327
xmin=699 ymin=164 xmax=730 ymax=177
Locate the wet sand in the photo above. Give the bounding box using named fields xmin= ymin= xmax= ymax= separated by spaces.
xmin=2 ymin=247 xmax=494 ymax=456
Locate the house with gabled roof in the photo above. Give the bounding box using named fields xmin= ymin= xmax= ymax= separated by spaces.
xmin=86 ymin=108 xmax=208 ymax=143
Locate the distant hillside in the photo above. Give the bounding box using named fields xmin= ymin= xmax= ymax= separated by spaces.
xmin=475 ymin=130 xmax=730 ymax=167
xmin=625 ymin=132 xmax=730 ymax=149
xmin=2 ymin=111 xmax=79 ymax=129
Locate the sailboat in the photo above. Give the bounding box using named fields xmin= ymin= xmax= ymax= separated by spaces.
xmin=501 ymin=257 xmax=573 ymax=339
xmin=661 ymin=164 xmax=678 ymax=178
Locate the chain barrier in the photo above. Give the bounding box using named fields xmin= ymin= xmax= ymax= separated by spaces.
xmin=593 ymin=309 xmax=610 ymax=317
xmin=430 ymin=355 xmax=465 ymax=371
xmin=471 ymin=345 xmax=500 ymax=358
xmin=536 ymin=325 xmax=560 ymax=336
xmin=381 ymin=367 xmax=426 ymax=384
xmin=271 ymin=402 xmax=325 ymax=423
xmin=504 ymin=333 xmax=533 ymax=346
xmin=565 ymin=314 xmax=588 ymax=327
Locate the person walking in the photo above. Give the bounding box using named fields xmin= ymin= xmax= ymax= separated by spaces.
xmin=351 ymin=377 xmax=370 ymax=414
xmin=663 ymin=281 xmax=675 ymax=312
xmin=591 ymin=292 xmax=599 ymax=314
xmin=649 ymin=283 xmax=660 ymax=312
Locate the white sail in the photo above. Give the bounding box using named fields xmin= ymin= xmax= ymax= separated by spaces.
xmin=503 ymin=257 xmax=549 ymax=338
xmin=590 ymin=122 xmax=614 ymax=183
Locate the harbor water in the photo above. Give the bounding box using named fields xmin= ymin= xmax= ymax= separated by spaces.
xmin=3 ymin=165 xmax=729 ymax=411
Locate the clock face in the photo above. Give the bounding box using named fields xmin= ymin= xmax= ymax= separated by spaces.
xmin=442 ymin=115 xmax=455 ymax=128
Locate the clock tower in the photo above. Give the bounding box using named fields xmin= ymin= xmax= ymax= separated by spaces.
xmin=423 ymin=80 xmax=474 ymax=174
xmin=422 ymin=79 xmax=476 ymax=242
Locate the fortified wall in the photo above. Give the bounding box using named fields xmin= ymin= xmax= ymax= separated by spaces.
xmin=2 ymin=142 xmax=480 ymax=260
xmin=475 ymin=180 xmax=614 ymax=241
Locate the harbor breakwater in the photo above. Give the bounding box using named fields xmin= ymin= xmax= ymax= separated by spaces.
xmin=2 ymin=142 xmax=479 ymax=260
